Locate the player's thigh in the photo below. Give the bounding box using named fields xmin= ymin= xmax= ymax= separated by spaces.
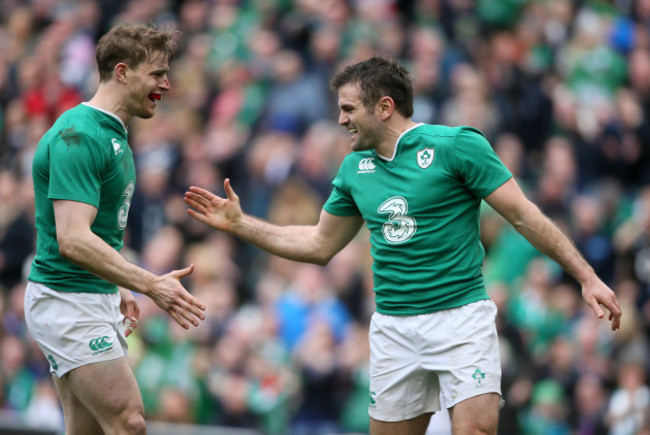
xmin=66 ymin=357 xmax=144 ymax=428
xmin=431 ymin=300 xmax=502 ymax=408
xmin=370 ymin=413 xmax=432 ymax=435
xmin=52 ymin=374 xmax=104 ymax=435
xmin=448 ymin=392 xmax=500 ymax=435
xmin=369 ymin=313 xmax=443 ymax=422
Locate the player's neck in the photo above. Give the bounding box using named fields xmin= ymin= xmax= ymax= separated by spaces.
xmin=376 ymin=118 xmax=418 ymax=159
xmin=87 ymin=82 xmax=132 ymax=125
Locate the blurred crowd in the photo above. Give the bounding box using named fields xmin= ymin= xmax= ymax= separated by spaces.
xmin=1 ymin=0 xmax=650 ymax=434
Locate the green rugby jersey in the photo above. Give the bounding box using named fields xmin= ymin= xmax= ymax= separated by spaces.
xmin=29 ymin=103 xmax=135 ymax=294
xmin=324 ymin=124 xmax=512 ymax=315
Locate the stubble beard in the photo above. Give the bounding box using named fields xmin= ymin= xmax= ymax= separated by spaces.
xmin=128 ymin=90 xmax=157 ymax=120
xmin=350 ymin=130 xmax=379 ymax=153
xmin=135 ymin=100 xmax=156 ymax=119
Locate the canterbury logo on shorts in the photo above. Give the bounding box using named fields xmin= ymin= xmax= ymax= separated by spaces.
xmin=89 ymin=336 xmax=114 ymax=355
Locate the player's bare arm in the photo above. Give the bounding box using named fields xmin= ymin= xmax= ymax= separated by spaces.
xmin=53 ymin=199 xmax=206 ymax=329
xmin=485 ymin=177 xmax=622 ymax=331
xmin=185 ymin=178 xmax=364 ymax=265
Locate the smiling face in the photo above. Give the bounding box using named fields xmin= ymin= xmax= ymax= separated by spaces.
xmin=124 ymin=51 xmax=171 ymax=120
xmin=337 ymin=83 xmax=384 ymax=152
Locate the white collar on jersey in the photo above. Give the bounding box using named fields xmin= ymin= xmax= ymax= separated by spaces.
xmin=82 ymin=102 xmax=128 ymax=133
xmin=378 ymin=122 xmax=424 ymax=162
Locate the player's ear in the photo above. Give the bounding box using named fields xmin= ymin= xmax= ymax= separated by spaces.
xmin=115 ymin=63 xmax=128 ymax=83
xmin=378 ymin=96 xmax=395 ymax=120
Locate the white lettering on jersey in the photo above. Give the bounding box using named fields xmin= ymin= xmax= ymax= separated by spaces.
xmin=377 ymin=196 xmax=417 ymax=244
xmin=358 ymin=158 xmax=376 ymax=174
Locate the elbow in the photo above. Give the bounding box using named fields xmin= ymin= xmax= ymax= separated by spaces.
xmin=508 ymin=202 xmax=539 ymax=234
xmin=57 ymin=234 xmax=80 ymax=262
xmin=510 ymin=216 xmax=525 ymax=233
xmin=312 ymin=255 xmax=331 ymax=267
xmin=57 ymin=239 xmax=74 ymax=261
xmin=308 ymin=246 xmax=335 ymax=266
xmin=509 ymin=214 xmax=529 ymax=236
xmin=305 ymin=237 xmax=336 ymax=266
xmin=302 ymin=249 xmax=331 ymax=266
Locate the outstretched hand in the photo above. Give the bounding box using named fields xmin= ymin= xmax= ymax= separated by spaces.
xmin=184 ymin=179 xmax=242 ymax=232
xmin=582 ymin=279 xmax=622 ymax=331
xmin=148 ymin=264 xmax=206 ymax=329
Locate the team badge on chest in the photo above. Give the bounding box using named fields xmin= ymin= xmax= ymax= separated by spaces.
xmin=417 ymin=148 xmax=434 ymax=168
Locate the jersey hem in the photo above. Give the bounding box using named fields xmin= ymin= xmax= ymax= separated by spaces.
xmin=375 ymin=295 xmax=490 ymax=316
xmin=27 ymin=279 xmax=119 ymax=295
xmin=46 ymin=194 xmax=99 ymax=209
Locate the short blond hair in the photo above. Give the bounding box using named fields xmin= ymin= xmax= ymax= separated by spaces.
xmin=95 ymin=23 xmax=177 ymax=82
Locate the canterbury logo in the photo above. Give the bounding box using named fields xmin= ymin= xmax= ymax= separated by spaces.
xmin=358 ymin=158 xmax=376 ymax=173
xmin=89 ymin=336 xmax=113 ymax=351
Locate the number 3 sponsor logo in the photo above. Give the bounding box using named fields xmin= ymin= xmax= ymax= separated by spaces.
xmin=377 ymin=196 xmax=417 ymax=244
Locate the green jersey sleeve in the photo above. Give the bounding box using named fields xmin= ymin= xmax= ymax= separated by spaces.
xmin=324 ymin=157 xmax=362 ymax=216
xmin=453 ymin=127 xmax=512 ymax=198
xmin=48 ymin=131 xmax=108 ymax=207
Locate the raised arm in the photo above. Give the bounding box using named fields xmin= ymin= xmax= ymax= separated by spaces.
xmin=53 ymin=199 xmax=205 ymax=329
xmin=484 ymin=178 xmax=622 ymax=330
xmin=184 ymin=179 xmax=365 ymax=265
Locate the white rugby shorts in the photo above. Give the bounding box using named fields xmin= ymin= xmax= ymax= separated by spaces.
xmin=24 ymin=281 xmax=128 ymax=377
xmin=368 ymin=299 xmax=502 ymax=422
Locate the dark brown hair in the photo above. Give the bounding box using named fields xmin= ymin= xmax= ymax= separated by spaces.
xmin=95 ymin=24 xmax=177 ymax=82
xmin=330 ymin=56 xmax=414 ymax=117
